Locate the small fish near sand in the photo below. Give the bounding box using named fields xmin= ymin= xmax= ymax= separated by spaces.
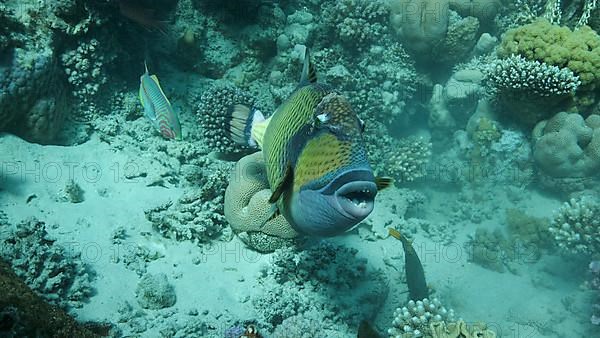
xmin=389 ymin=227 xmax=429 ymax=301
xmin=139 ymin=62 xmax=182 ymax=140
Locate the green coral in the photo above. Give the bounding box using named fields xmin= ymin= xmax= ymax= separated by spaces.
xmin=498 ymin=19 xmax=600 ymax=90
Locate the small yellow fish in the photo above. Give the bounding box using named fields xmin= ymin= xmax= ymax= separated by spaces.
xmin=139 ymin=62 xmax=182 ymax=140
xmin=224 ymin=48 xmax=391 ymax=236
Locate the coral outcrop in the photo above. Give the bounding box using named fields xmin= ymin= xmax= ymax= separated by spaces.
xmin=532 ymin=112 xmax=600 ymax=178
xmin=136 ymin=273 xmax=176 ymax=310
xmin=0 ymin=217 xmax=94 ymax=309
xmin=196 ymin=81 xmax=258 ymax=153
xmin=0 ymin=258 xmax=100 ymax=337
xmin=224 ymin=151 xmax=299 ymax=253
xmin=387 ymin=297 xmax=496 ymax=338
xmin=548 ymin=195 xmax=600 ymax=255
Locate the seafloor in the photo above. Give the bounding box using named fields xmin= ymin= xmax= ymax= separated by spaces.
xmin=1 ymin=0 xmax=599 ymax=337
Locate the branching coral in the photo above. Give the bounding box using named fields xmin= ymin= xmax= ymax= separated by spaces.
xmin=387 ymin=298 xmax=459 ymax=338
xmin=0 ymin=218 xmax=94 ymax=309
xmin=498 ymin=19 xmax=600 ymax=91
xmin=145 ymin=161 xmax=231 ymax=243
xmin=366 ymin=130 xmax=432 ymax=184
xmin=485 ymin=55 xmax=580 ymax=97
xmin=548 ymin=195 xmax=600 ymax=254
xmin=196 ymin=81 xmax=258 ymax=153
xmin=322 ymin=0 xmax=389 ymax=47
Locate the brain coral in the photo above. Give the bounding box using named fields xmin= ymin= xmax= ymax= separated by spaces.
xmin=532 ymin=111 xmax=600 ymax=177
xmin=498 ymin=19 xmax=600 ymax=90
xmin=224 ymin=151 xmax=298 ymax=252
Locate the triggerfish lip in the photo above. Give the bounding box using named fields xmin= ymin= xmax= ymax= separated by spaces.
xmin=335 ymin=180 xmax=377 ymax=220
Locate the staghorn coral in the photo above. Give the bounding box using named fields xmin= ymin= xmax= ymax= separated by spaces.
xmin=224 ymin=151 xmax=298 ymax=253
xmin=532 ymin=111 xmax=600 ymax=178
xmin=548 ymin=195 xmax=600 ymax=255
xmin=0 ymin=218 xmax=94 ymax=309
xmin=196 ymin=81 xmax=258 ymax=153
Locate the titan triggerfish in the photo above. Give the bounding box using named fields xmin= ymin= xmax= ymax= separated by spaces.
xmin=226 ymin=47 xmax=391 ymax=236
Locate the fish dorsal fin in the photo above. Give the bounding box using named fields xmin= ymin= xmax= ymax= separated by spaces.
xmin=144 ymin=60 xmax=149 ymax=74
xmin=299 ymin=47 xmax=317 ymax=85
xmin=269 ymin=163 xmax=293 ymax=204
xmin=375 ymin=176 xmax=394 ymax=190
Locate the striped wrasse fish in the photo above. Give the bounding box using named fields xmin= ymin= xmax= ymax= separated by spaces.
xmin=139 ymin=62 xmax=182 ymax=140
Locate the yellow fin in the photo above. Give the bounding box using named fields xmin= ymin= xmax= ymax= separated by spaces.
xmin=376 ymin=176 xmax=393 ymax=190
xmin=251 ymin=116 xmax=271 ymax=149
xmin=388 ymin=228 xmax=402 ymax=240
xmin=269 ymin=163 xmax=293 ymax=204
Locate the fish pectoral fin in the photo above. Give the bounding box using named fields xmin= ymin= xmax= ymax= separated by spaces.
xmin=375 ymin=176 xmax=394 ymax=190
xmin=263 ymin=204 xmax=281 ymax=227
xmin=268 ymin=163 xmax=293 ymax=204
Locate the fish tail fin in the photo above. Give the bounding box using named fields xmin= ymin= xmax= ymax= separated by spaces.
xmin=227 ymin=104 xmax=266 ymax=148
xmin=299 ymin=47 xmax=317 ymax=84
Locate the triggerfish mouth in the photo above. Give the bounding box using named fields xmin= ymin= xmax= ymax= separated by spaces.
xmin=139 ymin=61 xmax=182 ymax=140
xmin=224 ymin=47 xmax=392 ymax=236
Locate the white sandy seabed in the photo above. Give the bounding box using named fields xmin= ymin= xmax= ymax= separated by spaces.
xmin=0 ymin=133 xmax=594 ymax=337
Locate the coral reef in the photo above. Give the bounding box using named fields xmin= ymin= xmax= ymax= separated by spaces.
xmin=0 ymin=18 xmax=67 ymax=143
xmin=224 ymin=151 xmax=299 ymax=252
xmin=254 ymin=241 xmax=388 ymax=331
xmin=389 ymin=0 xmax=449 ymax=55
xmin=485 ymin=55 xmax=580 ymax=97
xmin=548 ymin=195 xmax=600 ymax=255
xmin=484 ymin=55 xmax=580 ymax=125
xmin=136 ymin=273 xmax=176 ymax=310
xmin=532 ymin=111 xmax=600 ymax=178
xmin=367 ymin=132 xmax=432 ymax=184
xmin=322 ymin=0 xmax=389 ymax=48
xmin=387 ymin=297 xmax=455 ymax=337
xmin=0 ymin=258 xmax=101 ymax=337
xmin=60 ymin=37 xmax=114 ymax=119
xmin=196 ymin=81 xmax=259 ymax=153
xmin=145 ymin=161 xmax=231 ymax=243
xmin=0 ymin=217 xmax=94 ymax=309
xmin=498 ymin=19 xmax=600 ymax=109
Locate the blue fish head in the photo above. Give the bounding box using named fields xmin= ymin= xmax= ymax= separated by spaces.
xmin=286 ymin=167 xmax=377 ymax=236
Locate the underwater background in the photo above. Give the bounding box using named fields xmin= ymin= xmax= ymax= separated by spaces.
xmin=1 ymin=0 xmax=600 ymax=337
